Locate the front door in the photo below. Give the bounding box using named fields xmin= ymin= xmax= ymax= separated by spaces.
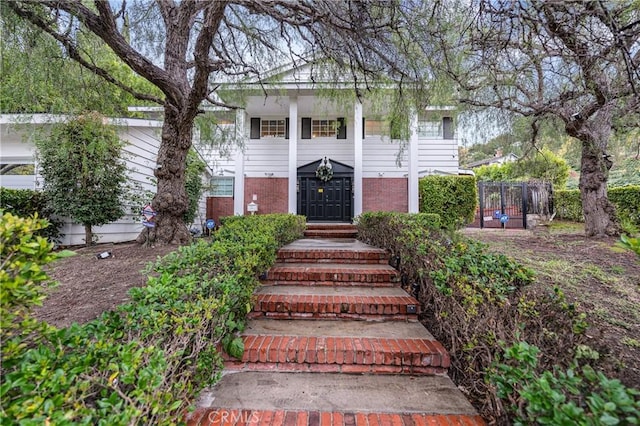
xmin=301 ymin=177 xmax=352 ymax=222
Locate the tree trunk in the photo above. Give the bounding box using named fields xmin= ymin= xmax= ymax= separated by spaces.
xmin=84 ymin=224 xmax=92 ymax=247
xmin=578 ymin=139 xmax=620 ymax=237
xmin=136 ymin=105 xmax=193 ymax=246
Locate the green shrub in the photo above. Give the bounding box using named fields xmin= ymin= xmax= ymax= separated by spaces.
xmin=555 ymin=186 xmax=640 ymax=228
xmin=418 ymin=175 xmax=476 ymax=229
xmin=610 ymin=185 xmax=640 ymax=228
xmin=357 ymin=213 xmax=594 ymax=424
xmin=0 ymin=187 xmax=62 ymax=241
xmin=183 ymin=150 xmax=207 ymax=225
xmin=491 ymin=342 xmax=640 ymax=425
xmin=1 ymin=213 xmax=305 ymax=424
xmin=0 ymin=212 xmax=73 ymax=356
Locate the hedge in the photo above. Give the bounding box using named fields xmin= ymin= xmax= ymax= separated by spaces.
xmin=555 ymin=185 xmax=640 ymax=227
xmin=1 ymin=213 xmax=305 ymax=425
xmin=0 ymin=187 xmax=62 ymax=241
xmin=418 ymin=175 xmax=476 ymax=229
xmin=355 ymin=213 xmax=638 ymax=424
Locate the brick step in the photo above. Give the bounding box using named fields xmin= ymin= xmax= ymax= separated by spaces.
xmin=222 ymin=320 xmax=448 ymax=375
xmin=263 ymin=263 xmax=399 ymax=286
xmin=250 ymin=286 xmax=418 ymax=321
xmin=277 ymin=239 xmax=390 ymax=264
xmin=187 ymin=408 xmax=486 ymax=426
xmin=304 ymin=228 xmax=358 ymax=239
xmin=223 ymin=334 xmax=449 ymax=374
xmin=277 ymin=247 xmax=388 ymax=264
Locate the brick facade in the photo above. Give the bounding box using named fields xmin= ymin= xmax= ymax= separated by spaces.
xmin=208 ymin=177 xmax=409 ymax=221
xmin=206 ymin=197 xmax=233 ymax=225
xmin=362 ymin=178 xmax=408 ymax=213
xmin=244 ymin=177 xmax=289 ymax=215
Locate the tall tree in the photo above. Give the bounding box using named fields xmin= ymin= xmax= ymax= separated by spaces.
xmin=7 ymin=1 xmax=416 ymax=245
xmin=422 ymin=0 xmax=639 ymax=237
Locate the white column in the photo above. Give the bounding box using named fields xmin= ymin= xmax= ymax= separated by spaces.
xmin=288 ymin=96 xmax=298 ymax=214
xmin=353 ymin=101 xmax=363 ymax=217
xmin=408 ymin=109 xmax=419 ymax=213
xmin=234 ymin=109 xmax=246 ymax=215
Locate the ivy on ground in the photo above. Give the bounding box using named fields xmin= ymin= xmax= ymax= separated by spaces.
xmin=356 ymin=212 xmax=638 ymax=424
xmin=1 ymin=212 xmax=305 ymax=425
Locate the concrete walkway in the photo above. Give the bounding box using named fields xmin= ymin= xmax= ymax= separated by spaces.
xmin=188 ymin=226 xmax=484 ymax=425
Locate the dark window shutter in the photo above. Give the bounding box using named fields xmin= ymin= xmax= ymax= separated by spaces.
xmin=443 ymin=117 xmax=454 ymax=139
xmin=285 ymin=118 xmax=290 ymax=139
xmin=337 ymin=117 xmax=347 ymax=139
xmin=250 ymin=118 xmax=261 ymax=139
xmin=362 ymin=117 xmax=366 ymax=138
xmin=301 ymin=117 xmax=312 ymax=139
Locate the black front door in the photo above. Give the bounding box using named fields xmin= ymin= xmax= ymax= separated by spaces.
xmin=297 ymin=158 xmax=354 ymax=222
xmin=300 ymin=177 xmax=352 ymax=222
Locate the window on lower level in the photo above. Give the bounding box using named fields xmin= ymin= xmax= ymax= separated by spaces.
xmin=210 ymin=177 xmax=234 ymax=197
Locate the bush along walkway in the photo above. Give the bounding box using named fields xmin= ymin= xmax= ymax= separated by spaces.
xmin=188 ymin=224 xmax=484 ymax=425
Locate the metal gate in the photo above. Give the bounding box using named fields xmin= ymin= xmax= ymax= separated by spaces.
xmin=476 ymin=182 xmax=528 ymax=229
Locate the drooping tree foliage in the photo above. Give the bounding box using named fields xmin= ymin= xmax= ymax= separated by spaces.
xmin=6 ymin=1 xmax=425 ymax=245
xmin=36 ymin=113 xmax=128 ymax=246
xmin=0 ymin=3 xmax=159 ymax=116
xmin=414 ymin=0 xmax=640 ymax=237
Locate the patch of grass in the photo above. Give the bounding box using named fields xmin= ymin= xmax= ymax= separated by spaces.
xmin=547 ymin=221 xmax=584 ymax=234
xmin=610 ymin=265 xmax=626 ymax=275
xmin=622 ymin=337 xmax=640 ymax=348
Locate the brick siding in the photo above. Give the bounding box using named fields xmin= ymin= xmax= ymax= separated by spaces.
xmin=244 ymin=177 xmax=289 ymax=215
xmin=363 ymin=178 xmax=408 ymax=213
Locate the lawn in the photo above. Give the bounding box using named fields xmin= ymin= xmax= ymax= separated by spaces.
xmin=463 ymin=222 xmax=640 ymax=390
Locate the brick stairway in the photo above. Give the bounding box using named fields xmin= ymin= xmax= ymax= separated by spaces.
xmin=188 ymin=225 xmax=484 ymax=426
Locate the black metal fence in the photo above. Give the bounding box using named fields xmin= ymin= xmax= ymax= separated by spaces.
xmin=470 ymin=181 xmax=554 ymax=229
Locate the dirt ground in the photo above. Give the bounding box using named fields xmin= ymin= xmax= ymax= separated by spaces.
xmin=37 ymin=224 xmax=640 ymax=389
xmin=463 ymin=223 xmax=640 ymax=389
xmin=36 ymin=242 xmax=177 ymax=328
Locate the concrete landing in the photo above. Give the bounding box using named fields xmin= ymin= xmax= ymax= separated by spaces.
xmin=197 ymin=372 xmax=477 ymax=415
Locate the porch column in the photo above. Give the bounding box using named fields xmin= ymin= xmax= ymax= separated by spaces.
xmin=408 ymin=109 xmax=419 ymax=213
xmin=353 ymin=100 xmax=363 ymax=217
xmin=234 ymin=109 xmax=246 ymax=215
xmin=288 ymin=96 xmax=298 ymax=214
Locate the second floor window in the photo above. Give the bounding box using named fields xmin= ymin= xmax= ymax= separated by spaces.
xmin=261 ymin=119 xmax=286 ymax=138
xmin=311 ymin=119 xmax=337 ymax=138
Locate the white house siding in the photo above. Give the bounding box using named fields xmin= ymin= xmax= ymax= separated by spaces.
xmin=417 ymin=137 xmax=459 ymax=175
xmin=363 ymin=137 xmax=408 ymax=177
xmin=205 ymin=122 xmax=459 ymax=184
xmin=244 ymin=137 xmax=289 ymax=176
xmin=0 ymin=115 xmax=164 ymax=246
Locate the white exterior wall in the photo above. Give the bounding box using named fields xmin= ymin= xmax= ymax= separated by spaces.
xmin=206 ymin=123 xmax=459 ymax=180
xmin=417 ymin=137 xmax=459 ymax=176
xmin=0 ymin=116 xmax=165 ymax=246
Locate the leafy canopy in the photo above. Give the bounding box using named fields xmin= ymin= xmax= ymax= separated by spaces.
xmin=36 ymin=113 xmax=128 ymax=231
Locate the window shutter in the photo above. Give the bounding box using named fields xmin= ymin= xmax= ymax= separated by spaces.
xmin=301 ymin=117 xmax=312 ymax=139
xmin=337 ymin=117 xmax=347 ymax=139
xmin=250 ymin=118 xmax=261 ymax=139
xmin=443 ymin=117 xmax=454 ymax=139
xmin=285 ymin=118 xmax=290 ymax=139
xmin=362 ymin=117 xmax=366 ymax=138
